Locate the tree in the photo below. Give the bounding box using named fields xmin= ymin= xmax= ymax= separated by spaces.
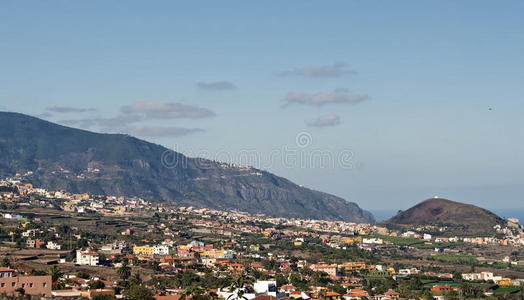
xmin=181 ymin=271 xmax=198 ymax=288
xmin=316 ymin=289 xmax=326 ymax=300
xmin=275 ymin=273 xmax=287 ymax=287
xmin=49 ymin=265 xmax=63 ymax=283
xmin=290 ymin=273 xmax=309 ymax=291
xmin=92 ymin=295 xmax=114 ymax=300
xmin=129 ymin=272 xmax=142 ymax=286
xmin=89 ymin=280 xmax=106 ymax=290
xmin=181 ymin=285 xmax=213 ymax=300
xmin=227 ymin=273 xmax=255 ymax=300
xmin=118 ymin=261 xmax=131 ymax=281
xmin=98 ymin=253 xmax=107 ymax=265
xmin=459 ymin=282 xmax=482 ymax=298
xmin=124 ymin=284 xmax=154 ymax=300
xmin=1 ymin=256 xmax=10 ymax=267
xmin=311 ymin=271 xmax=331 ymax=286
xmin=452 ymin=271 xmax=462 ymax=282
xmin=422 ymin=288 xmax=433 ymax=300
xmin=30 ymin=269 xmax=48 ymax=276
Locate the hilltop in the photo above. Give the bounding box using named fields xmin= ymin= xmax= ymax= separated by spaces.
xmin=0 ymin=112 xmax=374 ymax=223
xmin=381 ymin=198 xmax=504 ymax=234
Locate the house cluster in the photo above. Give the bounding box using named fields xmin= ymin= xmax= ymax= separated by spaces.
xmin=461 ymin=271 xmax=524 ymax=286
xmin=4 ymin=174 xmax=523 ymax=249
xmin=0 ymin=176 xmax=149 ymax=216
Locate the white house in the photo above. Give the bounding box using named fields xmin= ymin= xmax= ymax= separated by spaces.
xmin=462 ymin=272 xmax=495 ymax=281
xmin=76 ymin=249 xmax=99 ymax=266
xmin=362 ymin=238 xmax=383 ymax=244
xmin=254 ymin=280 xmax=284 ymax=297
xmin=46 ymin=241 xmax=61 ymax=250
xmin=401 ymin=231 xmax=416 ymax=238
xmin=217 ymin=280 xmax=285 ymax=300
xmin=154 ymin=245 xmax=169 ymax=255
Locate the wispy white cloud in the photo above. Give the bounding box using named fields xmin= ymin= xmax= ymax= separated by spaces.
xmin=59 ymin=119 xmax=96 ymax=128
xmin=59 ymin=101 xmax=213 ymax=138
xmin=35 ymin=112 xmax=53 ymax=119
xmin=47 ymin=106 xmax=97 ymax=113
xmin=121 ymin=101 xmax=216 ymax=119
xmin=197 ymin=81 xmax=235 ymax=90
xmin=60 ymin=114 xmax=142 ymax=129
xmin=59 ymin=117 xmax=204 ymax=137
xmin=306 ymin=114 xmax=341 ymax=127
xmin=278 ymin=62 xmax=356 ymax=78
xmin=128 ymin=126 xmax=204 ymax=137
xmin=284 ymin=89 xmax=369 ymax=106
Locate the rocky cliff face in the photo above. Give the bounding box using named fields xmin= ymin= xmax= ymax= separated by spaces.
xmin=0 ymin=112 xmax=375 ymax=223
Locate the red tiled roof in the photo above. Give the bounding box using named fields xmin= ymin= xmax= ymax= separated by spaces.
xmin=0 ymin=268 xmax=15 ymax=272
xmin=384 ymin=289 xmax=399 ymax=296
xmin=281 ymin=285 xmax=296 ymax=289
xmin=345 ymin=289 xmax=369 ymax=297
xmin=156 ymin=295 xmax=181 ymax=300
xmin=252 ymin=296 xmax=281 ymax=300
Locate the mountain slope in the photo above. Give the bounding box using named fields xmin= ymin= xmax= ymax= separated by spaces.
xmin=0 ymin=112 xmax=374 ymax=223
xmin=381 ymin=198 xmax=503 ymax=233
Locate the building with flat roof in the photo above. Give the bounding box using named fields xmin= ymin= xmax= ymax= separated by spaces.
xmin=76 ymin=249 xmax=99 ymax=266
xmin=0 ymin=275 xmax=52 ymax=297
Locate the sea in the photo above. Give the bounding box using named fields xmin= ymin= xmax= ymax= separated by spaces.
xmin=369 ymin=208 xmax=524 ymax=223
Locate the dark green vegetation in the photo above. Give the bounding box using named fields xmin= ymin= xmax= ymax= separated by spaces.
xmin=0 ymin=112 xmax=373 ymax=222
xmin=381 ymin=198 xmax=504 ymax=234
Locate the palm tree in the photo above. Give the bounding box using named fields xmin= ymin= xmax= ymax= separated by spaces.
xmin=227 ymin=273 xmax=255 ymax=300
xmin=118 ymin=261 xmax=132 ymax=281
xmin=180 ymin=285 xmax=211 ymax=300
xmin=49 ymin=265 xmax=63 ymax=283
xmin=179 ymin=287 xmax=191 ymax=300
xmin=316 ymin=289 xmax=327 ymax=300
xmin=130 ymin=272 xmax=142 ymax=286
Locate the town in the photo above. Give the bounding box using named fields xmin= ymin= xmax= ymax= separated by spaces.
xmin=3 ymin=1 xmax=523 ymax=299
xmin=1 ymin=175 xmax=523 ymax=299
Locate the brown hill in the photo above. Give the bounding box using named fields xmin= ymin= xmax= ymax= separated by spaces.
xmin=382 ymin=198 xmax=504 ymax=234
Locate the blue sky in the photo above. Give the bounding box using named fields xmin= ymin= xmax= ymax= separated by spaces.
xmin=1 ymin=1 xmax=524 ymax=212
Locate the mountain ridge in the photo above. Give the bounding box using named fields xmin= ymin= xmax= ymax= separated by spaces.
xmin=0 ymin=111 xmax=374 ymax=223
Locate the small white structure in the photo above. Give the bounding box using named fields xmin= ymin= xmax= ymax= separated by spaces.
xmin=253 ymin=280 xmax=278 ymax=294
xmin=154 ymin=245 xmax=169 ymax=255
xmin=46 ymin=241 xmax=61 ymax=250
xmin=217 ymin=280 xmax=285 ymax=300
xmin=254 ymin=280 xmax=284 ymax=297
xmin=362 ymin=238 xmax=383 ymax=244
xmin=401 ymin=231 xmax=416 ymax=238
xmin=398 ymin=269 xmax=411 ymax=276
